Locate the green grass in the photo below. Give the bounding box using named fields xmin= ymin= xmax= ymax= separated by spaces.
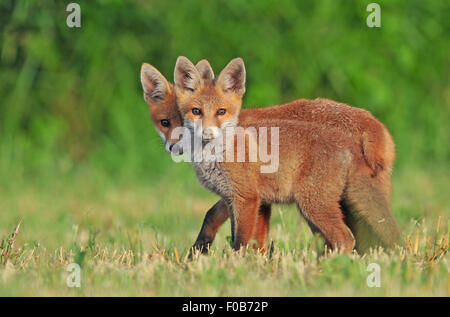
xmin=0 ymin=165 xmax=448 ymax=296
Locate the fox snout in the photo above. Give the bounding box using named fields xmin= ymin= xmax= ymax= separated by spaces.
xmin=202 ymin=126 xmax=220 ymax=142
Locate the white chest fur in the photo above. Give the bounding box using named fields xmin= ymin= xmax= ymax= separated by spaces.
xmin=192 ymin=160 xmax=232 ymax=198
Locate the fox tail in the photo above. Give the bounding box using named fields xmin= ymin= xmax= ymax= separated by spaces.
xmin=342 ymin=173 xmax=401 ymax=253
xmin=361 ymin=123 xmax=396 ymax=177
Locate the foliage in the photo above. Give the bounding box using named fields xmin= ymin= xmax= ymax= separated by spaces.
xmin=0 ymin=0 xmax=449 ymax=180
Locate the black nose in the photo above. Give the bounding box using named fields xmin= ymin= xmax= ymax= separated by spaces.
xmin=169 ymin=143 xmax=174 ymax=151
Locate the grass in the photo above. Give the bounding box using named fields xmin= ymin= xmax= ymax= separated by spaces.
xmin=0 ymin=165 xmax=448 ymax=296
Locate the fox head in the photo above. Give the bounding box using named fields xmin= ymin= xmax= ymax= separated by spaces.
xmin=174 ymin=56 xmax=246 ymax=143
xmin=140 ymin=63 xmax=184 ymax=154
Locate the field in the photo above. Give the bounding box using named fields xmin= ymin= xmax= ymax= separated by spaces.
xmin=0 ymin=164 xmax=448 ymax=296
xmin=0 ymin=0 xmax=448 ymax=297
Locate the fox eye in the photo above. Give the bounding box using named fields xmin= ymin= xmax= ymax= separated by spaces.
xmin=160 ymin=119 xmax=170 ymax=127
xmin=192 ymin=108 xmax=202 ymax=116
xmin=217 ymin=108 xmax=226 ymax=116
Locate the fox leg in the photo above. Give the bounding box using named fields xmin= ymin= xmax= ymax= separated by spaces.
xmin=303 ymin=217 xmax=321 ymax=234
xmin=191 ymin=199 xmax=230 ymax=254
xmin=231 ymin=195 xmax=260 ymax=251
xmin=191 ymin=200 xmax=272 ymax=254
xmin=297 ymin=201 xmax=354 ymax=253
xmin=253 ymin=204 xmax=271 ymax=253
xmin=295 ymin=171 xmax=355 ymax=253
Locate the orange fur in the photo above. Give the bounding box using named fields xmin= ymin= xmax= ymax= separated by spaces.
xmin=173 ymin=56 xmax=400 ymax=253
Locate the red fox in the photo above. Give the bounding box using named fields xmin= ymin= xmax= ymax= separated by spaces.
xmin=140 ymin=58 xmax=400 ymax=253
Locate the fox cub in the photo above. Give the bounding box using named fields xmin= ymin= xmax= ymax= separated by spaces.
xmin=140 ymin=59 xmax=400 ymax=253
xmin=172 ymin=56 xmax=399 ymax=252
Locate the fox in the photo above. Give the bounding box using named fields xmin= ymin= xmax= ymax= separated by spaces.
xmin=172 ymin=56 xmax=400 ymax=252
xmin=140 ymin=59 xmax=400 ymax=253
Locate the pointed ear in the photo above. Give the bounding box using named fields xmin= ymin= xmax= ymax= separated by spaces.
xmin=196 ymin=59 xmax=215 ymax=82
xmin=140 ymin=63 xmax=171 ymax=102
xmin=216 ymin=58 xmax=246 ymax=97
xmin=174 ymin=56 xmax=202 ymax=95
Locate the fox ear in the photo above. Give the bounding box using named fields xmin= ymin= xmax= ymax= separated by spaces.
xmin=196 ymin=59 xmax=215 ymax=82
xmin=216 ymin=58 xmax=246 ymax=97
xmin=174 ymin=56 xmax=202 ymax=95
xmin=140 ymin=63 xmax=171 ymax=102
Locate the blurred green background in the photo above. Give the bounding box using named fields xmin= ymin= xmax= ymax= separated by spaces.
xmin=0 ymin=0 xmax=449 ymax=180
